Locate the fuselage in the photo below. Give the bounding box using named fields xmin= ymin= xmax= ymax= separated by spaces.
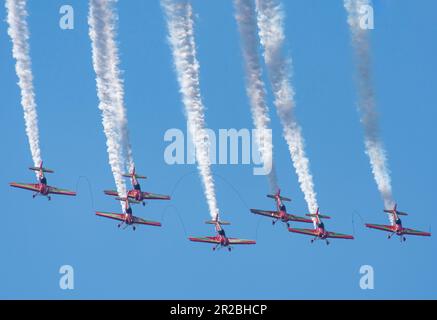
xmin=124 ymin=206 xmax=134 ymax=224
xmin=215 ymin=223 xmax=230 ymax=247
xmin=38 ymin=173 xmax=49 ymax=195
xmin=394 ymin=218 xmax=403 ymax=235
xmin=315 ymin=221 xmax=328 ymax=239
xmin=128 ymin=178 xmax=144 ymax=201
xmin=275 ymin=197 xmax=288 ymax=221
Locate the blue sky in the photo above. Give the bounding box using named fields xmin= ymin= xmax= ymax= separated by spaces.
xmin=0 ymin=0 xmax=436 ymax=299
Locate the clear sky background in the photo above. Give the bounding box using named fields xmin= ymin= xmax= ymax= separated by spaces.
xmin=0 ymin=0 xmax=436 ymax=299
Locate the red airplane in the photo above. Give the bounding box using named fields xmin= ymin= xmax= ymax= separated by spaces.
xmin=250 ymin=189 xmax=313 ymax=227
xmin=365 ymin=204 xmax=431 ymax=242
xmin=96 ymin=197 xmax=161 ymax=231
xmin=288 ymin=208 xmax=354 ymax=245
xmin=104 ymin=166 xmax=170 ymax=206
xmin=189 ymin=214 xmax=256 ymax=251
xmin=9 ymin=161 xmax=76 ymax=200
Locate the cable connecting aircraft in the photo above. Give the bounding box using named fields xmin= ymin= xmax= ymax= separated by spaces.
xmin=9 ymin=161 xmax=76 ymax=200
xmin=189 ymin=214 xmax=256 ymax=251
xmin=250 ymin=189 xmax=312 ymax=227
xmin=96 ymin=197 xmax=161 ymax=231
xmin=288 ymin=208 xmax=354 ymax=245
xmin=104 ymin=166 xmax=170 ymax=206
xmin=365 ymin=204 xmax=431 ymax=242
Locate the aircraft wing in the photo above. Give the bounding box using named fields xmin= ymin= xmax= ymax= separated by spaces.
xmin=132 ymin=216 xmax=162 ymax=227
xmin=250 ymin=209 xmax=280 ymax=219
xmin=326 ymin=231 xmax=354 ymax=240
xmin=104 ymin=190 xmax=119 ymax=197
xmin=288 ymin=228 xmax=318 ymax=236
xmin=188 ymin=236 xmax=220 ymax=244
xmin=402 ymin=228 xmax=431 ymax=237
xmin=286 ymin=213 xmax=313 ymax=223
xmin=365 ymin=223 xmax=395 ymax=233
xmin=142 ymin=192 xmax=170 ymax=200
xmin=96 ymin=211 xmax=125 ymax=222
xmin=9 ymin=182 xmax=40 ymax=192
xmin=48 ymin=186 xmax=76 ymax=196
xmin=228 ymin=238 xmax=256 ymax=245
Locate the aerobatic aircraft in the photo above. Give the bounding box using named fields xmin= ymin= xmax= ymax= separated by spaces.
xmin=96 ymin=197 xmax=161 ymax=231
xmin=250 ymin=189 xmax=313 ymax=227
xmin=189 ymin=214 xmax=256 ymax=251
xmin=9 ymin=161 xmax=76 ymax=200
xmin=104 ymin=166 xmax=170 ymax=206
xmin=288 ymin=208 xmax=354 ymax=245
xmin=365 ymin=204 xmax=431 ymax=241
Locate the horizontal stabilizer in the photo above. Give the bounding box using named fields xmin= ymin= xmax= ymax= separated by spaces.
xmin=267 ymin=194 xmax=291 ymax=202
xmin=205 ymin=220 xmax=231 ymax=226
xmin=115 ymin=197 xmax=141 ymax=204
xmin=122 ymin=173 xmax=147 ymax=179
xmin=29 ymin=166 xmax=54 ymax=173
xmin=384 ymin=209 xmax=408 ymax=216
xmin=306 ymin=213 xmax=331 ymax=219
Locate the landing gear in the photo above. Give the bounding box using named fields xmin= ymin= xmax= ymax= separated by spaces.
xmin=32 ymin=194 xmax=36 ymax=199
xmin=48 ymin=196 xmax=51 ymax=201
xmin=403 ymin=237 xmax=406 ymax=242
xmin=387 ymin=233 xmax=393 ymax=239
xmin=117 ymin=223 xmax=121 ymax=228
xmin=228 ymin=247 xmax=232 ymax=252
xmin=212 ymin=247 xmax=216 ymax=251
xmin=133 ymin=226 xmax=136 ymax=231
xmin=326 ymin=240 xmax=330 ymax=246
xmin=142 ymin=202 xmax=145 ymax=206
xmin=272 ymin=220 xmax=276 ymax=226
xmin=310 ymin=239 xmax=314 ymax=243
xmin=286 ymin=222 xmax=290 ymax=228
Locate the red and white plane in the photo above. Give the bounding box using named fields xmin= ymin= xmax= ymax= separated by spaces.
xmin=104 ymin=166 xmax=170 ymax=206
xmin=96 ymin=197 xmax=161 ymax=231
xmin=365 ymin=204 xmax=431 ymax=242
xmin=250 ymin=189 xmax=313 ymax=227
xmin=189 ymin=214 xmax=256 ymax=251
xmin=288 ymin=208 xmax=354 ymax=245
xmin=9 ymin=161 xmax=76 ymax=200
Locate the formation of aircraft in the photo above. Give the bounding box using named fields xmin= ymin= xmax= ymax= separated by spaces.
xmin=96 ymin=197 xmax=161 ymax=231
xmin=288 ymin=208 xmax=354 ymax=245
xmin=189 ymin=214 xmax=256 ymax=251
xmin=365 ymin=204 xmax=431 ymax=242
xmin=104 ymin=166 xmax=170 ymax=206
xmin=8 ymin=164 xmax=431 ymax=248
xmin=250 ymin=189 xmax=313 ymax=227
xmin=9 ymin=162 xmax=76 ymax=200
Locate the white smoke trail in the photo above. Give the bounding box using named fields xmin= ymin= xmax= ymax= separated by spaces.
xmin=344 ymin=0 xmax=394 ymax=220
xmin=162 ymin=0 xmax=219 ymax=219
xmin=234 ymin=0 xmax=278 ymax=193
xmin=5 ymin=0 xmax=42 ymax=174
xmin=255 ymin=0 xmax=318 ymax=215
xmin=88 ymin=0 xmax=128 ymax=206
xmin=98 ymin=0 xmax=135 ymax=173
